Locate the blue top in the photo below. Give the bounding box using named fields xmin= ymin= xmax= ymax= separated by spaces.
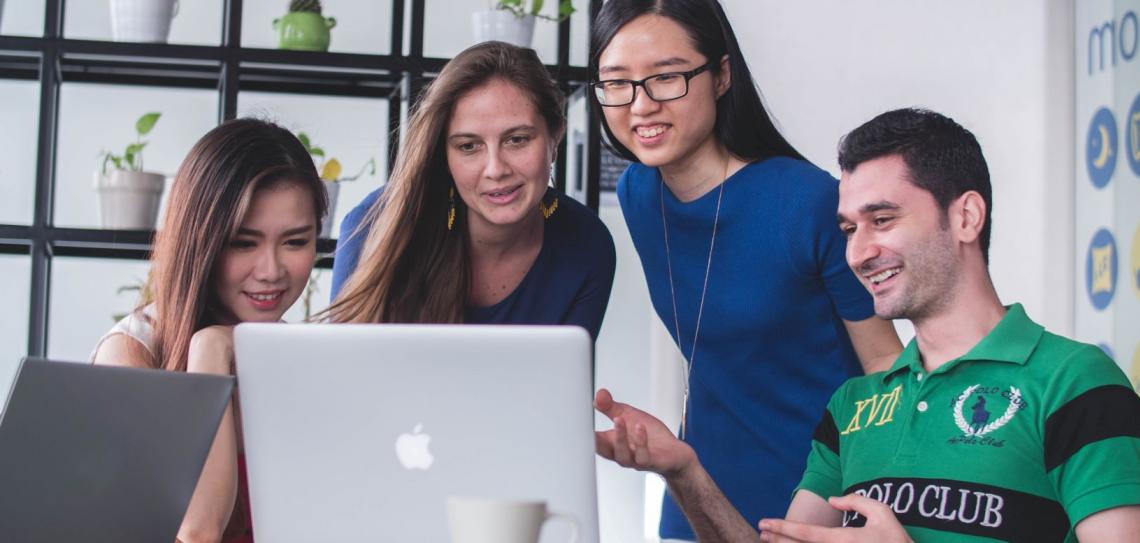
xmin=331 ymin=186 xmax=617 ymax=340
xmin=617 ymin=158 xmax=875 ymax=539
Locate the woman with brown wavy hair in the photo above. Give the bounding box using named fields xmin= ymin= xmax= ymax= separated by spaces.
xmin=329 ymin=41 xmax=616 ymax=337
xmin=91 ymin=118 xmax=328 ymax=543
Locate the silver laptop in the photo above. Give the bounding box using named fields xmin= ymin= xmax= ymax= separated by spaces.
xmin=234 ymin=323 xmax=599 ymax=543
xmin=0 ymin=357 xmax=234 ymax=542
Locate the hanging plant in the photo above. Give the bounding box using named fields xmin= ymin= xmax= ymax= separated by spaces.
xmin=494 ymin=0 xmax=575 ymax=22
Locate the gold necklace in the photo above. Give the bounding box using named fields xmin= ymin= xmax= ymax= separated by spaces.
xmin=660 ymin=166 xmax=727 ymax=440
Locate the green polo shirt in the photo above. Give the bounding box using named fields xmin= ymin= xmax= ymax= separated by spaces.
xmin=796 ymin=304 xmax=1140 ymax=542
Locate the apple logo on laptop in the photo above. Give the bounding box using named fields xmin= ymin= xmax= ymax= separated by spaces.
xmin=395 ymin=423 xmax=434 ymax=470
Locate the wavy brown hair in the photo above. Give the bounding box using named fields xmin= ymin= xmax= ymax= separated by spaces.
xmin=328 ymin=41 xmax=565 ymax=324
xmin=147 ymin=118 xmax=327 ymax=372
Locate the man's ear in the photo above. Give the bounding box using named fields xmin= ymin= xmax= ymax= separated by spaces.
xmin=951 ymin=191 xmax=987 ymax=245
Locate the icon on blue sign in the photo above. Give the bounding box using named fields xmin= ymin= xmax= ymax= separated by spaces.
xmin=1086 ymin=228 xmax=1118 ymax=310
xmin=1087 ymin=107 xmax=1117 ymax=189
xmin=1127 ymin=92 xmax=1140 ymax=177
xmin=1133 ymin=224 xmax=1140 ymax=299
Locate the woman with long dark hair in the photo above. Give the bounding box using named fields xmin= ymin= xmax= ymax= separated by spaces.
xmin=328 ymin=41 xmax=615 ymax=337
xmin=92 ymin=118 xmax=328 ymax=543
xmin=588 ymin=1 xmax=902 ymax=540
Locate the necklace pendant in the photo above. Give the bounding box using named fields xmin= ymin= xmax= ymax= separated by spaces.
xmin=680 ymin=389 xmax=690 ymax=440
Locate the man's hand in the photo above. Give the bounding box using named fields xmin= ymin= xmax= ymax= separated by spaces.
xmin=596 ymin=390 xmax=763 ymax=542
xmin=758 ymin=494 xmax=913 ymax=543
xmin=593 ymin=388 xmax=696 ymax=478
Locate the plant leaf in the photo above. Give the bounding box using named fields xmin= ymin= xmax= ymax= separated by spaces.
xmin=125 ymin=142 xmax=146 ymax=156
xmin=500 ymin=0 xmax=522 ymax=7
xmin=309 ymin=146 xmax=325 ymax=157
xmin=531 ymin=0 xmax=544 ymax=15
xmin=339 ymin=157 xmax=377 ymax=182
xmin=135 ymin=112 xmax=161 ymax=135
xmin=558 ymin=0 xmax=574 ymax=18
xmin=320 ymin=158 xmax=342 ymax=181
xmin=297 ymin=132 xmax=311 ymax=150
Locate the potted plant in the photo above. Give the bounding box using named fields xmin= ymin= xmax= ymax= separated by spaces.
xmin=274 ymin=0 xmax=337 ymax=52
xmin=473 ymin=0 xmax=575 ymax=48
xmin=109 ymin=0 xmax=180 ymax=43
xmin=95 ymin=112 xmax=166 ymax=230
xmin=111 ymin=275 xmax=154 ymax=322
xmin=296 ymin=132 xmax=377 ymax=238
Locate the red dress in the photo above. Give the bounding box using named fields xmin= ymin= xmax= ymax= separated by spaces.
xmin=222 ymin=454 xmax=254 ymax=542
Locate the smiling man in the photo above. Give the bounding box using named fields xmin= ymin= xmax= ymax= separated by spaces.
xmin=595 ymin=108 xmax=1140 ymax=542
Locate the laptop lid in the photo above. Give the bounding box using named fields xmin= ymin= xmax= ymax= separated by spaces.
xmin=0 ymin=358 xmax=234 ymax=542
xmin=234 ymin=323 xmax=599 ymax=543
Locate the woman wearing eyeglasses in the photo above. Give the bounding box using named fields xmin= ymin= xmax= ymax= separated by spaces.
xmin=588 ymin=1 xmax=903 ymax=541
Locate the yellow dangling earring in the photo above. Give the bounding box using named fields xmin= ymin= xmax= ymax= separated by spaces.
xmin=539 ymin=162 xmax=559 ymax=220
xmin=538 ymin=191 xmax=558 ymax=220
xmin=447 ymin=187 xmax=456 ymax=231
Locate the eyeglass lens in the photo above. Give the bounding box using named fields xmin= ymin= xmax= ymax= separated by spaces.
xmin=595 ymin=73 xmax=690 ymax=106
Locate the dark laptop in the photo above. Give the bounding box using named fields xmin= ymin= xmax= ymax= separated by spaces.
xmin=0 ymin=357 xmax=234 ymax=542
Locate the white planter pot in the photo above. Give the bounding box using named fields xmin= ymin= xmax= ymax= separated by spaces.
xmin=472 ymin=10 xmax=535 ymax=48
xmin=321 ymin=181 xmax=340 ymax=238
xmin=110 ymin=0 xmax=179 ymax=43
xmin=95 ymin=170 xmax=166 ymax=230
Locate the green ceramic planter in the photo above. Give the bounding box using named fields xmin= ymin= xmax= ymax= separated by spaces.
xmin=273 ymin=12 xmax=336 ymax=52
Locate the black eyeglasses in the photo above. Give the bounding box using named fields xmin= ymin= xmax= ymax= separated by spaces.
xmin=591 ymin=63 xmax=712 ymax=107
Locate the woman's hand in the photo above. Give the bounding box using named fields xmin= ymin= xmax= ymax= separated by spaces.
xmin=178 ymin=325 xmax=240 ymax=542
xmin=187 ymin=325 xmax=235 ymax=376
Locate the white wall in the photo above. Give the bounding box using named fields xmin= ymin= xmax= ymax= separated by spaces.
xmin=721 ymin=0 xmax=1076 ymax=337
xmin=593 ymin=198 xmax=657 ymax=542
xmin=0 ymin=256 xmax=31 ymax=396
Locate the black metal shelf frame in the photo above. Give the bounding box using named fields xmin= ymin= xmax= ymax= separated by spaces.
xmin=5 ymin=0 xmax=604 ymax=357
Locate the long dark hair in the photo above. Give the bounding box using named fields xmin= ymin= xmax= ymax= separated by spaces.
xmin=589 ymin=0 xmax=804 ymax=163
xmin=328 ymin=41 xmax=565 ymax=324
xmin=148 ymin=118 xmax=327 ymax=372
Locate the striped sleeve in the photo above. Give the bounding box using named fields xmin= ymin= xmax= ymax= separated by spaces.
xmin=795 ymin=387 xmax=845 ymax=500
xmin=1043 ymin=345 xmax=1140 ymax=525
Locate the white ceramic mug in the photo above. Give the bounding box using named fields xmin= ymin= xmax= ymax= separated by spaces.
xmin=447 ymin=497 xmax=579 ymax=543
